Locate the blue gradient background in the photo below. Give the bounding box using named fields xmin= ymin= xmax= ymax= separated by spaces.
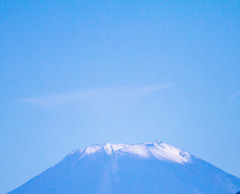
xmin=1 ymin=1 xmax=240 ymax=193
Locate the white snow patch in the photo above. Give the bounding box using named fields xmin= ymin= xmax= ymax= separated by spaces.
xmin=119 ymin=144 xmax=150 ymax=158
xmin=74 ymin=140 xmax=192 ymax=164
xmin=148 ymin=142 xmax=191 ymax=164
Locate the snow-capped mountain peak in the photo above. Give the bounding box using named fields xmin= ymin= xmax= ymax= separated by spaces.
xmin=71 ymin=140 xmax=192 ymax=164
xmin=9 ymin=140 xmax=240 ymax=194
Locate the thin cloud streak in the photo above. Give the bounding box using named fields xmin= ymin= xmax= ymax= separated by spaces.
xmin=229 ymin=92 xmax=240 ymax=101
xmin=20 ymin=84 xmax=175 ymax=108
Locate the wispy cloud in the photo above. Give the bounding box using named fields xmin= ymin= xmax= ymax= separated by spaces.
xmin=20 ymin=84 xmax=175 ymax=109
xmin=229 ymin=91 xmax=240 ymax=101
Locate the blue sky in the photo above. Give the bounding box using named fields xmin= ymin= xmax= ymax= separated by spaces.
xmin=1 ymin=0 xmax=240 ymax=193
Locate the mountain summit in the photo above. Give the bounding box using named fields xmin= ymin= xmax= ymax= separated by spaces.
xmin=70 ymin=140 xmax=192 ymax=164
xmin=9 ymin=141 xmax=240 ymax=194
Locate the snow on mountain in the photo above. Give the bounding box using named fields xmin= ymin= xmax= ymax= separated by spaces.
xmin=8 ymin=141 xmax=240 ymax=194
xmin=73 ymin=140 xmax=191 ymax=164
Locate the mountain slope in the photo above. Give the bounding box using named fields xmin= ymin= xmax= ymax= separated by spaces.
xmin=9 ymin=141 xmax=240 ymax=194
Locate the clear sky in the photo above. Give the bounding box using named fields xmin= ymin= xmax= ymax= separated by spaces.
xmin=0 ymin=0 xmax=240 ymax=193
